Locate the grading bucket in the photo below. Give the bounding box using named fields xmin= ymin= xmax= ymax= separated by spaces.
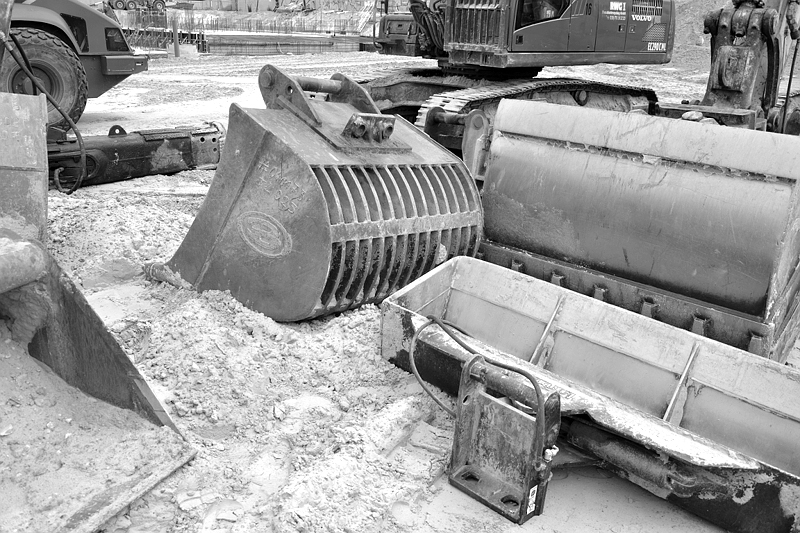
xmin=382 ymin=257 xmax=800 ymax=533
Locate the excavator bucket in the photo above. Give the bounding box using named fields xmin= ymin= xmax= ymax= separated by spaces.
xmin=0 ymin=92 xmax=194 ymax=532
xmin=382 ymin=257 xmax=800 ymax=533
xmin=167 ymin=65 xmax=483 ymax=322
xmin=473 ymin=99 xmax=800 ymax=362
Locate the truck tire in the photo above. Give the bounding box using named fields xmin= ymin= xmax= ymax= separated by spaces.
xmin=113 ymin=0 xmax=126 ymax=8
xmin=0 ymin=28 xmax=88 ymax=128
xmin=152 ymin=0 xmax=166 ymax=11
xmin=126 ymin=0 xmax=138 ymax=9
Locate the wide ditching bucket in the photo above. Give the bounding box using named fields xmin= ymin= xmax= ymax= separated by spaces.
xmin=166 ymin=65 xmax=483 ymax=322
xmin=477 ymin=99 xmax=800 ymax=361
xmin=382 ymin=257 xmax=800 ymax=533
xmin=0 ymin=92 xmax=194 ymax=533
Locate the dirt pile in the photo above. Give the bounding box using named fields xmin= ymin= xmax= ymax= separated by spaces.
xmin=47 ymin=173 xmax=207 ymax=293
xmin=0 ymin=335 xmax=191 ymax=533
xmin=674 ymin=0 xmax=727 ymax=48
xmin=43 ymin=174 xmax=452 ymax=532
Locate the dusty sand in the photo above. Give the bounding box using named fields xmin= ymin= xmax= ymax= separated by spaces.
xmin=0 ymin=333 xmax=191 ymax=533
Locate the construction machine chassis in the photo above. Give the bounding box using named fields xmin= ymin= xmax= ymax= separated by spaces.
xmin=363 ymin=71 xmax=657 ymax=152
xmin=3 ymin=0 xmax=147 ymax=127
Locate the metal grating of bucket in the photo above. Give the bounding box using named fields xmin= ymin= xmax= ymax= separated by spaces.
xmin=314 ymin=163 xmax=480 ymax=313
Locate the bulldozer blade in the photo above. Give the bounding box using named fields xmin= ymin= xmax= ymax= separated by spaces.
xmin=0 ymin=92 xmax=194 ymax=532
xmin=477 ymin=99 xmax=800 ymax=361
xmin=167 ymin=66 xmax=482 ymax=322
xmin=381 ymin=257 xmax=800 ymax=533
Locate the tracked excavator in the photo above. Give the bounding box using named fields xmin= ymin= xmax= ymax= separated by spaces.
xmin=367 ymin=0 xmax=675 ymax=153
xmin=368 ymin=0 xmax=800 ymax=154
xmin=366 ymin=0 xmax=800 ymax=363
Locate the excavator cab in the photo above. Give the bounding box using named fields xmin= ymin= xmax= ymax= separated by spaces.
xmin=376 ymin=0 xmax=674 ymax=72
xmin=518 ymin=0 xmax=569 ymax=27
xmin=445 ymin=0 xmax=675 ymax=69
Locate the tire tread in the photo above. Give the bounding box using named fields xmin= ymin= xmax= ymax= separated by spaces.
xmin=6 ymin=27 xmax=89 ymax=127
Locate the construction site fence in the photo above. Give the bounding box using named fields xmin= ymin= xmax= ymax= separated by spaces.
xmin=123 ymin=26 xmax=208 ymax=51
xmin=117 ymin=7 xmax=373 ymax=39
xmin=120 ymin=10 xmax=371 ymax=54
xmin=205 ymin=37 xmax=360 ymax=55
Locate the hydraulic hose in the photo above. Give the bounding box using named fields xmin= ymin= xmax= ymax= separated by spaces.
xmin=408 ymin=0 xmax=445 ymax=55
xmin=409 ymin=318 xmax=456 ymax=417
xmin=372 ymin=0 xmax=383 ymax=51
xmin=782 ymin=1 xmax=800 ymax=133
xmin=408 ymin=315 xmax=548 ymax=460
xmin=782 ymin=40 xmax=799 ymax=134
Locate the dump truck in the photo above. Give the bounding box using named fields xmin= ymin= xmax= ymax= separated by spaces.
xmin=1 ymin=0 xmax=147 ymax=127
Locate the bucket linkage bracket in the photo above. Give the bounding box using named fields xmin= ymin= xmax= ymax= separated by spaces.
xmin=450 ymin=354 xmax=561 ymax=525
xmin=257 ymin=64 xmax=409 ymax=153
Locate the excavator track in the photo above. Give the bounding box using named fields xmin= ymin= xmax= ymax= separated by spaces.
xmin=414 ymin=77 xmax=658 ymax=141
xmin=360 ymin=69 xmax=659 ymax=152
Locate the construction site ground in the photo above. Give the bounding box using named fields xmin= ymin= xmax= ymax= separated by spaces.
xmin=26 ymin=42 xmax=775 ymax=532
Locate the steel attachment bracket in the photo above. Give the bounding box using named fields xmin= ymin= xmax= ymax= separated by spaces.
xmin=342 ymin=112 xmax=395 ymax=142
xmin=449 ymin=354 xmax=560 ymax=525
xmin=258 ymin=64 xmax=409 ymax=152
